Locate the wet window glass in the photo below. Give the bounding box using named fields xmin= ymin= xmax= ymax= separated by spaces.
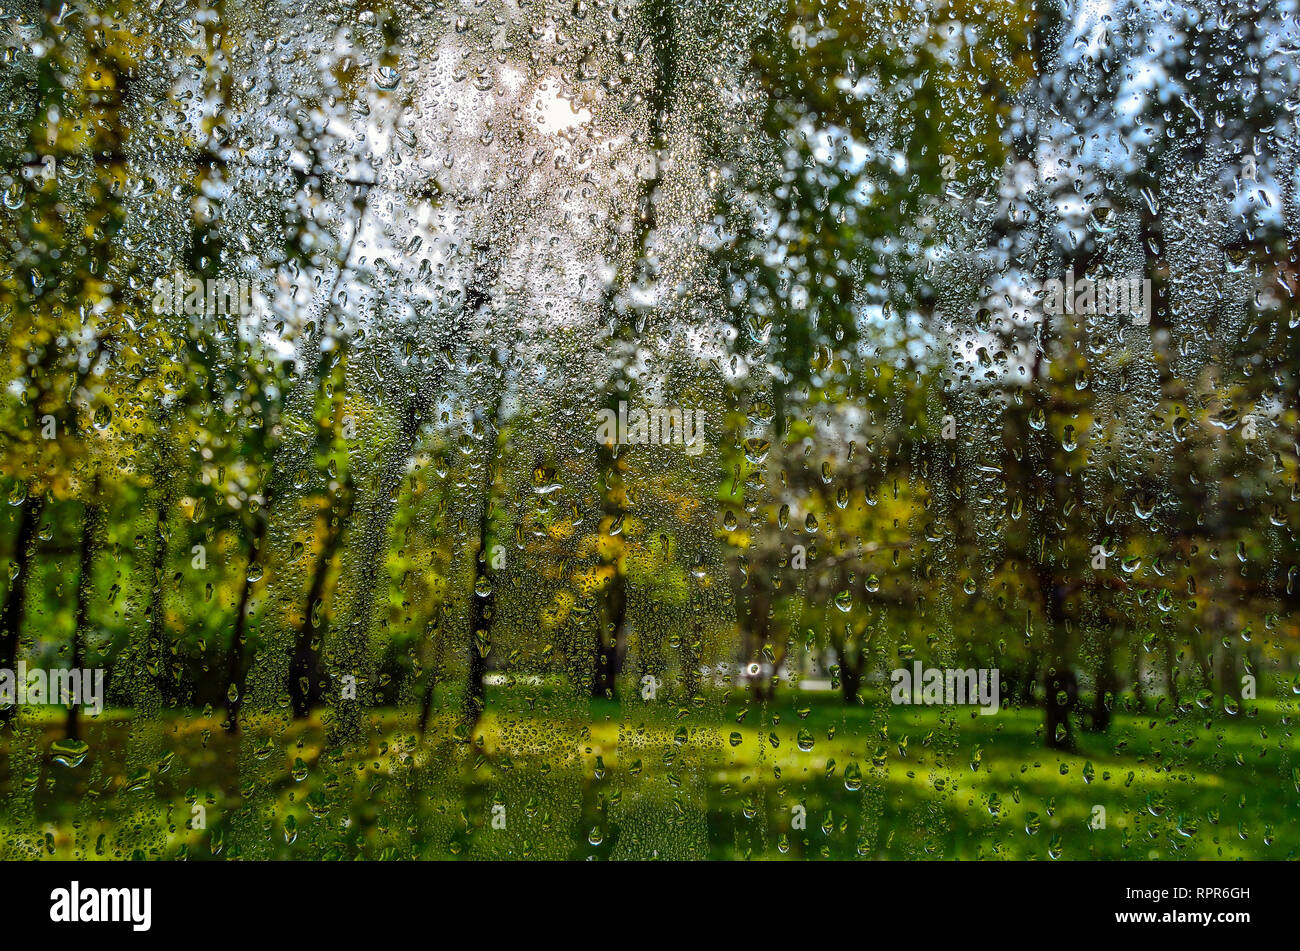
xmin=0 ymin=0 xmax=1296 ymax=863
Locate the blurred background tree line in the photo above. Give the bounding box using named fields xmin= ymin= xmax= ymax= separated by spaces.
xmin=0 ymin=0 xmax=1295 ymax=785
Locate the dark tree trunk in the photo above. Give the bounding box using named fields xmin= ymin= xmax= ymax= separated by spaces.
xmin=67 ymin=494 xmax=100 ymax=740
xmin=1162 ymin=637 xmax=1181 ymax=710
xmin=463 ymin=453 xmax=498 ymax=729
xmin=744 ymin=578 xmax=774 ymax=702
xmin=223 ymin=514 xmax=268 ymax=733
xmin=592 ymin=567 xmax=626 ymax=699
xmin=1129 ymin=641 xmax=1145 ymax=712
xmin=417 ymin=607 xmax=448 ymax=734
xmin=1216 ymin=619 xmax=1242 ymax=705
xmin=289 ymin=516 xmax=342 ymax=718
xmin=1044 ymin=665 xmax=1078 ymax=751
xmin=0 ymin=489 xmax=43 ymax=725
xmin=1036 ymin=565 xmax=1075 ymax=750
xmin=680 ymin=618 xmax=703 ymax=699
xmin=590 ymin=438 xmax=628 ymax=700
xmin=145 ymin=489 xmax=173 ymax=695
xmin=456 ymin=405 xmax=502 ymax=731
xmin=1222 ymin=646 xmax=1243 ymax=705
xmin=464 ymin=566 xmax=491 ymax=729
xmin=289 ymin=482 xmax=352 ymax=719
xmin=1087 ymin=628 xmax=1118 ymax=732
xmin=841 ymin=660 xmax=862 ymax=705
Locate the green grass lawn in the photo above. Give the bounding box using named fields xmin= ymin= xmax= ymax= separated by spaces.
xmin=1 ymin=685 xmax=1294 ymax=859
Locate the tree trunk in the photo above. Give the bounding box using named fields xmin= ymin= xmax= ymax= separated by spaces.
xmin=289 ymin=524 xmax=338 ymax=717
xmin=464 ymin=554 xmax=491 ymax=729
xmin=223 ymin=513 xmax=268 ymax=733
xmin=1087 ymin=628 xmax=1117 ymax=732
xmin=417 ymin=606 xmax=448 ymax=734
xmin=680 ymin=618 xmax=703 ymax=699
xmin=1162 ymin=637 xmax=1180 ymax=711
xmin=67 ymin=493 xmax=100 ymax=740
xmin=591 ymin=559 xmax=626 ymax=699
xmin=1044 ymin=664 xmax=1077 ymax=751
xmin=289 ymin=491 xmax=350 ymax=718
xmin=463 ymin=405 xmax=502 ymax=729
xmin=1129 ymin=641 xmax=1145 ymax=712
xmin=591 ymin=431 xmax=628 ymax=700
xmin=1036 ymin=565 xmax=1075 ymax=750
xmin=744 ymin=577 xmax=773 ymax=701
xmin=145 ymin=488 xmax=173 ymax=695
xmin=590 ymin=419 xmax=628 ymax=700
xmin=841 ymin=659 xmax=862 ymax=705
xmin=0 ymin=488 xmax=43 ymax=725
